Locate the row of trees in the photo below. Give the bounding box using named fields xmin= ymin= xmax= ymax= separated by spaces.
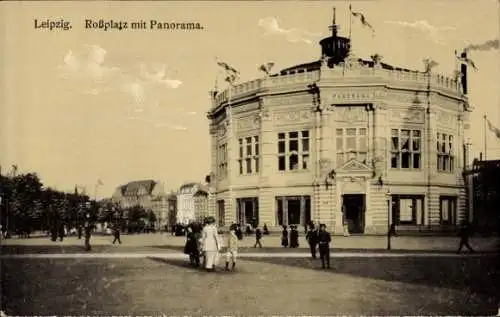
xmin=0 ymin=170 xmax=158 ymax=237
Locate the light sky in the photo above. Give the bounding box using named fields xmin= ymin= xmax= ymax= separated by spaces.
xmin=1 ymin=0 xmax=499 ymax=198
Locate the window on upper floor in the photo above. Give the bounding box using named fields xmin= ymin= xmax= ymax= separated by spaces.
xmin=391 ymin=129 xmax=421 ymax=170
xmin=278 ymin=131 xmax=309 ymax=171
xmin=238 ymin=135 xmax=260 ymax=175
xmin=217 ymin=143 xmax=228 ymax=178
xmin=336 ymin=128 xmax=368 ymax=166
xmin=437 ymin=133 xmax=454 ymax=172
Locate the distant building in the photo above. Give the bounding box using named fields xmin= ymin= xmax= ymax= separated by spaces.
xmin=464 ymin=159 xmax=500 ymax=233
xmin=176 ymin=182 xmax=209 ymax=225
xmin=112 ymin=180 xmax=172 ymax=229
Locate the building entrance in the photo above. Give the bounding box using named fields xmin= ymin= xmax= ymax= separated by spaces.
xmin=342 ymin=194 xmax=365 ymax=234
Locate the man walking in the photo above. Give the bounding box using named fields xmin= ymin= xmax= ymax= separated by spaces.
xmin=253 ymin=227 xmax=263 ymax=248
xmin=317 ymin=224 xmax=331 ymax=269
xmin=112 ymin=223 xmax=121 ymax=244
xmin=457 ymin=221 xmax=475 ymax=253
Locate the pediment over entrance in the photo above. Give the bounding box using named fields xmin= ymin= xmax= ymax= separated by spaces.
xmin=336 ymin=158 xmax=372 ymax=174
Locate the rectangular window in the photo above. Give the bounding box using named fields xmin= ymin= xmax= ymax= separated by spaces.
xmin=217 ymin=200 xmax=225 ymax=227
xmin=238 ymin=135 xmax=260 ymax=175
xmin=440 ymin=196 xmax=457 ymax=225
xmin=217 ymin=143 xmax=228 ymax=178
xmin=277 ymin=130 xmax=310 ymax=171
xmin=336 ymin=128 xmax=369 ymax=165
xmin=437 ymin=132 xmax=454 ymax=172
xmin=390 ymin=129 xmax=422 ymax=170
xmin=391 ymin=195 xmax=424 ymax=225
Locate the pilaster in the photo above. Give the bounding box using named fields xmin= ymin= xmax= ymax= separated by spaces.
xmin=372 ymin=103 xmax=388 ymax=178
xmin=226 ymin=105 xmax=237 ymax=225
xmin=334 ymin=179 xmax=343 ymax=234
xmin=257 ymin=100 xmax=275 ymax=226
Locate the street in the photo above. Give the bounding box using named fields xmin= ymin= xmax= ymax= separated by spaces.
xmin=1 ymin=234 xmax=499 ymax=316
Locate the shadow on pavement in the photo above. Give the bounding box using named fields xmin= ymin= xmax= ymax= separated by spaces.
xmin=146 ymin=256 xmax=233 ymax=275
xmin=244 ymin=255 xmax=500 ymax=304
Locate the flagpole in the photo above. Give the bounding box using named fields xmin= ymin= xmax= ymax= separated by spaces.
xmin=484 ymin=115 xmax=487 ymax=160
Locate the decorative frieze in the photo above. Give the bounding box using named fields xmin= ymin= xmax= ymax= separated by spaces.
xmin=236 ymin=115 xmax=261 ymax=132
xmin=273 ymin=110 xmax=313 ymax=124
xmin=390 ymin=108 xmax=425 ymax=123
xmin=436 ymin=110 xmax=456 ymax=127
xmin=335 ymin=106 xmax=368 ymax=123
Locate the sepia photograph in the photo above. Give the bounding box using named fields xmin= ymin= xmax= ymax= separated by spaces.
xmin=0 ymin=0 xmax=499 ymax=316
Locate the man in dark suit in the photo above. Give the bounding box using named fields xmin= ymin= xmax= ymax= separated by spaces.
xmin=317 ymin=224 xmax=331 ymax=269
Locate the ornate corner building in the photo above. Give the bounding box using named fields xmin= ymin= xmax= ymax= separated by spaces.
xmin=206 ymin=14 xmax=472 ymax=234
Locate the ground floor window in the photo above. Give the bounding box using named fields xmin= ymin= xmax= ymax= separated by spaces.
xmin=236 ymin=197 xmax=259 ymax=227
xmin=217 ymin=200 xmax=225 ymax=227
xmin=439 ymin=196 xmax=457 ymax=225
xmin=275 ymin=196 xmax=311 ymax=226
xmin=391 ymin=195 xmax=424 ymax=225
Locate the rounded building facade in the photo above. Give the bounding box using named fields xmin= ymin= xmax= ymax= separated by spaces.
xmin=206 ymin=20 xmax=472 ymax=234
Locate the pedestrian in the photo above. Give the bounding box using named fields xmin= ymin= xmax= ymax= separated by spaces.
xmin=457 ymin=221 xmax=475 ymax=253
xmin=281 ymin=225 xmax=289 ymax=248
xmin=225 ymin=223 xmax=239 ymax=271
xmin=254 ymin=227 xmax=263 ymax=248
xmin=58 ymin=221 xmax=65 ymax=242
xmin=263 ymin=223 xmax=269 ymax=235
xmin=112 ymin=223 xmax=122 ymax=244
xmin=318 ymin=223 xmax=331 ymax=269
xmin=289 ymin=225 xmax=299 ymax=248
xmin=83 ymin=214 xmax=92 ymax=251
xmin=235 ymin=224 xmax=243 ymax=240
xmin=184 ymin=224 xmax=201 ymax=267
xmin=389 ymin=223 xmax=397 ymax=237
xmin=342 ymin=204 xmax=350 ymax=237
xmin=306 ymin=224 xmax=318 ymax=259
xmin=201 ymin=216 xmax=221 ymax=272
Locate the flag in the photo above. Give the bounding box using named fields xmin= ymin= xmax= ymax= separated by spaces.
xmin=216 ymin=58 xmax=240 ymax=85
xmin=350 ymin=5 xmax=375 ymax=34
xmin=486 ymin=118 xmax=500 ymax=139
xmin=455 ymin=53 xmax=478 ymax=70
xmin=216 ymin=60 xmax=239 ymax=75
xmin=97 ymin=179 xmax=103 ymax=186
xmin=423 ymin=58 xmax=439 ymax=73
xmin=74 ymin=185 xmax=78 ymax=195
xmin=258 ymin=62 xmax=275 ymax=76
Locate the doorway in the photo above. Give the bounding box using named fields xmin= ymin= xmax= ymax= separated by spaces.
xmin=342 ymin=194 xmax=365 ymax=234
xmin=287 ymin=199 xmax=301 ymax=225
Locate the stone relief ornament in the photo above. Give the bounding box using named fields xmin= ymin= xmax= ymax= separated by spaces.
xmin=390 ymin=109 xmax=424 ymax=123
xmin=337 ymin=106 xmax=368 ymax=123
xmin=274 ymin=110 xmax=312 ymax=123
xmin=217 ymin=123 xmax=228 ymax=137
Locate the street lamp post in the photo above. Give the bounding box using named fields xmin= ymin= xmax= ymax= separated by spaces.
xmin=386 ymin=189 xmax=392 ymax=250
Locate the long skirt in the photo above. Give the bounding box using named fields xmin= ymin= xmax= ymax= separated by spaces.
xmin=204 ymin=250 xmax=219 ymax=269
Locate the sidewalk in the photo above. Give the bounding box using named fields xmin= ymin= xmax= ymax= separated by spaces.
xmin=2 ymin=233 xmax=498 ymax=252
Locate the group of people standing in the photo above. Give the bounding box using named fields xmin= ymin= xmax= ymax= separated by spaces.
xmin=305 ymin=223 xmax=332 ymax=269
xmin=280 ymin=225 xmax=300 ymax=248
xmin=183 ymin=216 xmax=228 ymax=272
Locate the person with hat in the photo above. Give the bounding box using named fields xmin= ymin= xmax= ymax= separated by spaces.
xmin=201 ymin=216 xmax=221 ymax=272
xmin=317 ymin=223 xmax=331 ymax=269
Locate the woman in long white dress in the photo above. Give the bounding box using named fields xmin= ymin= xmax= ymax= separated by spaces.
xmin=201 ymin=216 xmax=221 ymax=272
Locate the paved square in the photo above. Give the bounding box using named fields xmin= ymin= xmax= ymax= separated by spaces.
xmin=1 ymin=254 xmax=498 ymax=316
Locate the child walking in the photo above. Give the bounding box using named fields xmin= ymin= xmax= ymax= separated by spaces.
xmin=225 ymin=223 xmax=239 ymax=271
